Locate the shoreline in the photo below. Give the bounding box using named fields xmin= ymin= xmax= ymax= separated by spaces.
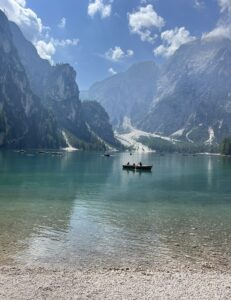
xmin=0 ymin=264 xmax=231 ymax=299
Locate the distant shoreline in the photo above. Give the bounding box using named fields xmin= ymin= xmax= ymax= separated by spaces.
xmin=197 ymin=152 xmax=231 ymax=157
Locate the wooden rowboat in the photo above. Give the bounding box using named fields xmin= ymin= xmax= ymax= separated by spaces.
xmin=123 ymin=165 xmax=152 ymax=171
xmin=136 ymin=165 xmax=152 ymax=171
xmin=123 ymin=165 xmax=136 ymax=170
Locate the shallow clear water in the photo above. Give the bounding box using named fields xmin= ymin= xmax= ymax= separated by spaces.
xmin=0 ymin=151 xmax=231 ymax=270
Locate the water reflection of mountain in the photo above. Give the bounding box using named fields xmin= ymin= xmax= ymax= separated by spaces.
xmin=0 ymin=151 xmax=113 ymax=264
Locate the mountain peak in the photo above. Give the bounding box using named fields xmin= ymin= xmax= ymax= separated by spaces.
xmin=0 ymin=9 xmax=9 ymax=24
xmin=86 ymin=61 xmax=160 ymax=126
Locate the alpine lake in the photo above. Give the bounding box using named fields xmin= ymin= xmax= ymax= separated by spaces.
xmin=0 ymin=150 xmax=231 ymax=272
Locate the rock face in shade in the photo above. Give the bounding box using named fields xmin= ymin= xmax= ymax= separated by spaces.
xmin=40 ymin=63 xmax=91 ymax=143
xmin=9 ymin=21 xmax=51 ymax=100
xmin=10 ymin=22 xmax=87 ymax=140
xmin=85 ymin=61 xmax=159 ymax=127
xmin=0 ymin=11 xmax=119 ymax=149
xmin=82 ymin=101 xmax=121 ymax=147
xmin=0 ymin=10 xmax=62 ymax=149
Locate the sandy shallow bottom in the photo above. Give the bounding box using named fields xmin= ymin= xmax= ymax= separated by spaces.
xmin=0 ymin=265 xmax=231 ymax=300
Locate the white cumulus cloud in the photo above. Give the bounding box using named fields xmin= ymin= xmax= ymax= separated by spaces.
xmin=203 ymin=0 xmax=231 ymax=39
xmin=35 ymin=38 xmax=80 ymax=63
xmin=105 ymin=46 xmax=134 ymax=61
xmin=203 ymin=26 xmax=230 ymax=39
xmin=108 ymin=67 xmax=117 ymax=75
xmin=88 ymin=0 xmax=112 ymax=19
xmin=154 ymin=27 xmax=196 ymax=57
xmin=128 ymin=4 xmax=165 ymax=43
xmin=0 ymin=0 xmax=80 ymax=63
xmin=35 ymin=40 xmax=56 ymax=63
xmin=219 ymin=0 xmax=231 ymax=13
xmin=0 ymin=0 xmax=44 ymax=41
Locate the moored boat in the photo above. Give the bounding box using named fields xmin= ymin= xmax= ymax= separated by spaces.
xmin=123 ymin=164 xmax=136 ymax=170
xmin=136 ymin=165 xmax=152 ymax=171
xmin=123 ymin=164 xmax=152 ymax=171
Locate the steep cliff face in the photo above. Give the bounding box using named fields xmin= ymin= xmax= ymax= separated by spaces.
xmin=9 ymin=22 xmax=50 ymax=99
xmin=10 ymin=18 xmax=119 ymax=148
xmin=82 ymin=101 xmax=120 ymax=147
xmin=43 ymin=64 xmax=92 ymax=142
xmin=0 ymin=10 xmax=61 ymax=149
xmin=85 ymin=61 xmax=159 ymax=126
xmin=10 ymin=21 xmax=88 ymax=140
xmin=139 ymin=38 xmax=231 ymax=144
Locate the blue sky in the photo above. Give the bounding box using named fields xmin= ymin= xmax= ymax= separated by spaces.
xmin=0 ymin=0 xmax=229 ymax=89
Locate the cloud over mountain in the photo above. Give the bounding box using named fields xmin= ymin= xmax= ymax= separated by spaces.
xmin=108 ymin=67 xmax=117 ymax=75
xmin=0 ymin=0 xmax=80 ymax=63
xmin=154 ymin=27 xmax=196 ymax=57
xmin=0 ymin=0 xmax=44 ymax=41
xmin=128 ymin=4 xmax=165 ymax=43
xmin=105 ymin=46 xmax=134 ymax=62
xmin=203 ymin=0 xmax=231 ymax=39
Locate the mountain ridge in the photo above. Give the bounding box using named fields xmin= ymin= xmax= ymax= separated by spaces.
xmin=0 ymin=10 xmax=62 ymax=149
xmin=85 ymin=37 xmax=231 ymax=144
xmin=83 ymin=61 xmax=159 ymax=127
xmin=0 ymin=10 xmax=119 ymax=150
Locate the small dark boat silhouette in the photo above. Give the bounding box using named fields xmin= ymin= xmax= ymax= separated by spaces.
xmin=123 ymin=164 xmax=152 ymax=171
xmin=136 ymin=165 xmax=152 ymax=171
xmin=123 ymin=164 xmax=136 ymax=170
xmin=104 ymin=153 xmax=111 ymax=157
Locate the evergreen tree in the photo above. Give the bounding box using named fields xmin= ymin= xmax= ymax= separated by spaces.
xmin=220 ymin=138 xmax=231 ymax=155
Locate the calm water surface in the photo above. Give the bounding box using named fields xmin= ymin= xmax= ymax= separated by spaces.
xmin=0 ymin=151 xmax=231 ymax=270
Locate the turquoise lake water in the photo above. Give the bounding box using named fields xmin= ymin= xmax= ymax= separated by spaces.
xmin=0 ymin=151 xmax=231 ymax=270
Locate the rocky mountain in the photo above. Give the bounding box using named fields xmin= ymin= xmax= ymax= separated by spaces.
xmin=0 ymin=11 xmax=119 ymax=150
xmin=9 ymin=22 xmax=50 ymax=99
xmin=38 ymin=63 xmax=91 ymax=143
xmin=83 ymin=61 xmax=159 ymax=126
xmin=86 ymin=37 xmax=231 ymax=145
xmin=140 ymin=37 xmax=231 ymax=144
xmin=0 ymin=10 xmax=62 ymax=149
xmin=3 ymin=6 xmax=231 ymax=149
xmin=82 ymin=101 xmax=120 ymax=148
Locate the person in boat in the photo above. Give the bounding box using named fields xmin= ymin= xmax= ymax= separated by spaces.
xmin=139 ymin=162 xmax=142 ymax=166
xmin=127 ymin=162 xmax=130 ymax=166
xmin=133 ymin=163 xmax=136 ymax=167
